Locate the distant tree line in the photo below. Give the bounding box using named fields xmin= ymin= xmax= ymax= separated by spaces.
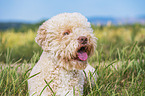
xmin=0 ymin=20 xmax=45 ymax=32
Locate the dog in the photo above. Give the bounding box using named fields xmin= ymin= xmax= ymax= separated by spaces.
xmin=28 ymin=12 xmax=97 ymax=96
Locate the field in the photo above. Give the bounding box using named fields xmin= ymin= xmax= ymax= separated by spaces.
xmin=0 ymin=24 xmax=145 ymax=95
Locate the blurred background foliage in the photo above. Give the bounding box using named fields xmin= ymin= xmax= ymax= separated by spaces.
xmin=0 ymin=23 xmax=145 ymax=63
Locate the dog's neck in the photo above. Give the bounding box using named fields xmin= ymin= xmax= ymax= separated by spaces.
xmin=40 ymin=51 xmax=88 ymax=71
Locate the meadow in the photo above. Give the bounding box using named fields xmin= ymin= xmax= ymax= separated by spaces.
xmin=0 ymin=23 xmax=145 ymax=96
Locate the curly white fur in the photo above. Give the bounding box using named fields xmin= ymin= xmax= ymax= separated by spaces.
xmin=28 ymin=13 xmax=97 ymax=96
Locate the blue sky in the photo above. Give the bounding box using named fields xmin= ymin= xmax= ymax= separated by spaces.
xmin=0 ymin=0 xmax=145 ymax=22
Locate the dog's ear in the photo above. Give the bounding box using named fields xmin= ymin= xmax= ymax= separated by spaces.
xmin=35 ymin=24 xmax=48 ymax=51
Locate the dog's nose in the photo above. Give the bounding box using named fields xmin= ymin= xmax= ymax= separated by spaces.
xmin=78 ymin=36 xmax=88 ymax=44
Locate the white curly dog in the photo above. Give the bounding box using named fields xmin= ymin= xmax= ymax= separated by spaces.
xmin=28 ymin=13 xmax=97 ymax=96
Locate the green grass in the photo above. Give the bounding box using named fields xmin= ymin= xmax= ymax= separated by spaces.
xmin=0 ymin=52 xmax=39 ymax=96
xmin=85 ymin=43 xmax=145 ymax=96
xmin=0 ymin=42 xmax=144 ymax=96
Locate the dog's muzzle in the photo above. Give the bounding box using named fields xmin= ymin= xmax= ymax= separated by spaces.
xmin=76 ymin=36 xmax=88 ymax=61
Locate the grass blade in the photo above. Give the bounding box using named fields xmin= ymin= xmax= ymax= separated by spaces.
xmin=39 ymin=79 xmax=54 ymax=96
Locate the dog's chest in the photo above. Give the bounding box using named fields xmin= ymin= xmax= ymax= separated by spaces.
xmin=45 ymin=68 xmax=84 ymax=95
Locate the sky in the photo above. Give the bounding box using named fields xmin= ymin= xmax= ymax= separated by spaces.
xmin=0 ymin=0 xmax=145 ymax=22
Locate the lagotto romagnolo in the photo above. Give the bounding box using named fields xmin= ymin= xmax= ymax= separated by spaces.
xmin=28 ymin=13 xmax=97 ymax=96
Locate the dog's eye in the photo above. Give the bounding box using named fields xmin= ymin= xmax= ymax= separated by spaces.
xmin=63 ymin=31 xmax=70 ymax=35
xmin=64 ymin=32 xmax=69 ymax=35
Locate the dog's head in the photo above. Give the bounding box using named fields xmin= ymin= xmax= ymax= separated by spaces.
xmin=35 ymin=13 xmax=97 ymax=70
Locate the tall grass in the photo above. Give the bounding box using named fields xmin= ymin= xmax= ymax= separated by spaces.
xmin=0 ymin=52 xmax=39 ymax=96
xmin=86 ymin=42 xmax=145 ymax=96
xmin=0 ymin=43 xmax=144 ymax=96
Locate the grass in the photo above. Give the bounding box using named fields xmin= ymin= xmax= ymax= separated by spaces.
xmin=0 ymin=52 xmax=39 ymax=96
xmin=0 ymin=63 xmax=30 ymax=96
xmin=85 ymin=43 xmax=145 ymax=96
xmin=0 ymin=42 xmax=144 ymax=96
xmin=0 ymin=24 xmax=145 ymax=95
xmin=0 ymin=29 xmax=42 ymax=62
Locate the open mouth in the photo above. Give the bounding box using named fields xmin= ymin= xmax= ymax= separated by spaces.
xmin=76 ymin=46 xmax=88 ymax=61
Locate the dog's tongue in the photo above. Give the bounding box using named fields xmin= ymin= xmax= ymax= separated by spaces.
xmin=78 ymin=51 xmax=88 ymax=61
